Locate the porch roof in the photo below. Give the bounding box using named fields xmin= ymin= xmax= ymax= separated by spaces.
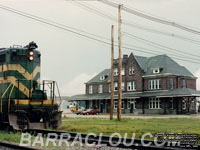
xmin=69 ymin=88 xmax=200 ymax=101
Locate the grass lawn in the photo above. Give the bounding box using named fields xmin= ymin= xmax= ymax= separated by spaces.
xmin=0 ymin=131 xmax=22 ymax=143
xmin=60 ymin=117 xmax=200 ymax=140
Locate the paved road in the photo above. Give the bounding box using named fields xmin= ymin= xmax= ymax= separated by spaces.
xmin=63 ymin=113 xmax=200 ymax=119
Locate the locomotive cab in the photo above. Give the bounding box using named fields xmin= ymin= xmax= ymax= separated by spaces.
xmin=0 ymin=42 xmax=62 ymax=130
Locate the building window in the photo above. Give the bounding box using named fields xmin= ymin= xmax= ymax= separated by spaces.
xmin=169 ymin=99 xmax=173 ymax=109
xmin=153 ymin=68 xmax=160 ymax=74
xmin=121 ymin=68 xmax=125 ymax=76
xmin=127 ymin=81 xmax=136 ymax=91
xmin=169 ymin=78 xmax=174 ymax=89
xmin=89 ymin=85 xmax=93 ymax=94
xmin=182 ymin=80 xmax=186 ymax=88
xmin=114 ymin=68 xmax=118 ymax=76
xmin=190 ymin=97 xmax=194 ymax=109
xmin=98 ymin=85 xmax=103 ymax=93
xmin=109 ymin=84 xmax=111 ymax=93
xmin=114 ymin=100 xmax=124 ymax=109
xmin=122 ymin=82 xmax=125 ymax=91
xmin=129 ymin=66 xmax=134 ymax=75
xmin=114 ymin=68 xmax=125 ymax=76
xmin=149 ymin=98 xmax=161 ymax=109
xmin=182 ymin=98 xmax=186 ymax=110
xmin=114 ymin=82 xmax=118 ymax=91
xmin=127 ymin=100 xmax=136 ymax=109
xmin=148 ymin=79 xmax=161 ymax=90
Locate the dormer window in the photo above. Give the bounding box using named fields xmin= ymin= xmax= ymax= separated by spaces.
xmin=100 ymin=75 xmax=108 ymax=81
xmin=129 ymin=66 xmax=134 ymax=75
xmin=153 ymin=68 xmax=160 ymax=74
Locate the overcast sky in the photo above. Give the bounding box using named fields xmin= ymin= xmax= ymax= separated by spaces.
xmin=0 ymin=0 xmax=200 ymax=96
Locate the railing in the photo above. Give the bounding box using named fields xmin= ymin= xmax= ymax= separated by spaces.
xmin=40 ymin=80 xmax=62 ymax=109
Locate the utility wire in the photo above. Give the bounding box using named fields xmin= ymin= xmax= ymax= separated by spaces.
xmin=124 ymin=32 xmax=200 ymax=59
xmin=70 ymin=1 xmax=200 ymax=45
xmin=0 ymin=4 xmax=200 ymax=64
xmin=70 ymin=1 xmax=200 ymax=59
xmin=100 ymin=0 xmax=200 ymax=35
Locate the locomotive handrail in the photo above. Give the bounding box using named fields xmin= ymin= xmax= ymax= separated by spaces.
xmin=8 ymin=84 xmax=15 ymax=113
xmin=0 ymin=82 xmax=12 ymax=113
xmin=56 ymin=81 xmax=62 ymax=109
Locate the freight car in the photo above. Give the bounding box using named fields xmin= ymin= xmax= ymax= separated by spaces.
xmin=0 ymin=42 xmax=62 ymax=130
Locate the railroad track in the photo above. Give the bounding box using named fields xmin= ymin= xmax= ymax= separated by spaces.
xmin=0 ymin=141 xmax=39 ymax=150
xmin=27 ymin=129 xmax=200 ymax=150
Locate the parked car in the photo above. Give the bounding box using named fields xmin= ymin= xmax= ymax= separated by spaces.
xmin=82 ymin=109 xmax=101 ymax=115
xmin=75 ymin=110 xmax=83 ymax=115
xmin=75 ymin=107 xmax=85 ymax=115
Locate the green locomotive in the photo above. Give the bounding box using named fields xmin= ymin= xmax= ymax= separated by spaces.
xmin=0 ymin=42 xmax=62 ymax=130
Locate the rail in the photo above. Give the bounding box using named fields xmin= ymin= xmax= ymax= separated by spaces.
xmin=0 ymin=141 xmax=39 ymax=150
xmin=27 ymin=129 xmax=199 ymax=150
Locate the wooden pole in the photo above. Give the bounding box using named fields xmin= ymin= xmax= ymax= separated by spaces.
xmin=117 ymin=4 xmax=122 ymax=121
xmin=110 ymin=25 xmax=114 ymax=120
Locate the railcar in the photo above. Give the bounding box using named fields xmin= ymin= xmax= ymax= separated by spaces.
xmin=0 ymin=42 xmax=62 ymax=130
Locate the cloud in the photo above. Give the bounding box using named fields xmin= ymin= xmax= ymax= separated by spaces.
xmin=60 ymin=73 xmax=97 ymax=96
xmin=195 ymin=69 xmax=200 ymax=90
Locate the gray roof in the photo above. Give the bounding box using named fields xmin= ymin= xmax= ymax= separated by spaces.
xmin=87 ymin=69 xmax=111 ymax=84
xmin=144 ymin=55 xmax=194 ymax=77
xmin=69 ymin=88 xmax=200 ymax=100
xmin=86 ymin=54 xmax=195 ymax=84
xmin=134 ymin=55 xmax=148 ymax=70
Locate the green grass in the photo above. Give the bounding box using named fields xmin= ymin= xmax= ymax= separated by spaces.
xmin=0 ymin=131 xmax=22 ymax=143
xmin=60 ymin=117 xmax=200 ymax=140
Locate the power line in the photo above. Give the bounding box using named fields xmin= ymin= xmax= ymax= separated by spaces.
xmin=0 ymin=4 xmax=200 ymax=65
xmin=124 ymin=32 xmax=200 ymax=59
xmin=69 ymin=1 xmax=200 ymax=59
xmin=100 ymin=0 xmax=200 ymax=35
xmin=70 ymin=1 xmax=200 ymax=45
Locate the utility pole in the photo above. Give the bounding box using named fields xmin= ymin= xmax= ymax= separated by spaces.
xmin=117 ymin=4 xmax=122 ymax=121
xmin=110 ymin=25 xmax=114 ymax=120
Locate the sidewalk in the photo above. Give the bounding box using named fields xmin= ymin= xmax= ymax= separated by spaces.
xmin=62 ymin=112 xmax=200 ymax=119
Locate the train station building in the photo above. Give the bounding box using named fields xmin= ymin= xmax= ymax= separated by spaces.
xmin=69 ymin=53 xmax=200 ymax=114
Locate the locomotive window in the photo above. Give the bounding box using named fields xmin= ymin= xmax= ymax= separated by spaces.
xmin=0 ymin=54 xmax=6 ymax=63
xmin=12 ymin=55 xmax=27 ymax=61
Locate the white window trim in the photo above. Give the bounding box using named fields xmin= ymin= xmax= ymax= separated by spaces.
xmin=114 ymin=82 xmax=118 ymax=91
xmin=122 ymin=82 xmax=125 ymax=91
xmin=149 ymin=97 xmax=161 ymax=109
xmin=129 ymin=66 xmax=135 ymax=75
xmin=98 ymin=84 xmax=103 ymax=93
xmin=89 ymin=85 xmax=93 ymax=94
xmin=182 ymin=98 xmax=186 ymax=110
xmin=127 ymin=81 xmax=136 ymax=91
xmin=149 ymin=79 xmax=161 ymax=90
xmin=121 ymin=68 xmax=125 ymax=76
xmin=114 ymin=100 xmax=124 ymax=109
xmin=127 ymin=100 xmax=136 ymax=109
xmin=153 ymin=68 xmax=160 ymax=74
xmin=114 ymin=68 xmax=118 ymax=76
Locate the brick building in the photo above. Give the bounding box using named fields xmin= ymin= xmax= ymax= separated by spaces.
xmin=70 ymin=53 xmax=200 ymax=114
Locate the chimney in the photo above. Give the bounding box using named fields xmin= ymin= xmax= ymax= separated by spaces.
xmin=123 ymin=54 xmax=128 ymax=59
